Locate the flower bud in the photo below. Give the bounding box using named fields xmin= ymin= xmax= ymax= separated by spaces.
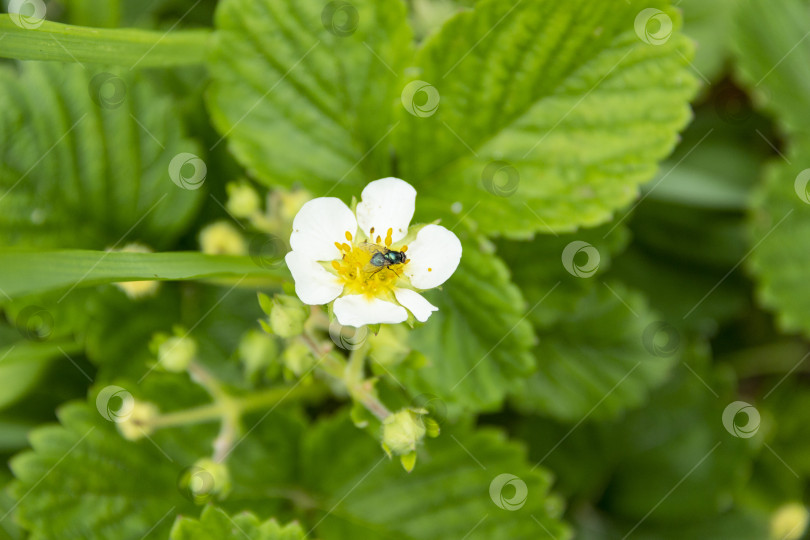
xmin=117 ymin=400 xmax=160 ymax=441
xmin=238 ymin=329 xmax=278 ymax=380
xmin=226 ymin=181 xmax=261 ymax=218
xmin=771 ymin=502 xmax=809 ymax=540
xmin=282 ymin=341 xmax=315 ymax=378
xmin=381 ymin=408 xmax=427 ymax=457
xmin=263 ymin=294 xmax=308 ymax=338
xmin=157 ymin=335 xmax=197 ymax=373
xmin=181 ymin=458 xmax=231 ymax=504
xmin=199 ymin=221 xmax=248 ymax=255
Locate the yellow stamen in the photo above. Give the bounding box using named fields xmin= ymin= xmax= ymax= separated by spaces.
xmin=341 ymin=242 xmax=351 ymax=252
xmin=345 ymin=230 xmax=353 ymax=241
xmin=332 ymin=261 xmax=341 ymax=271
xmin=334 ymin=241 xmax=343 ymax=251
xmin=376 ymin=235 xmax=382 ymax=244
xmin=330 ymin=236 xmax=406 ymax=298
xmin=400 ymin=245 xmax=408 ymax=253
xmin=370 ymin=227 xmax=375 ymax=235
xmin=385 ymin=228 xmax=393 ymax=247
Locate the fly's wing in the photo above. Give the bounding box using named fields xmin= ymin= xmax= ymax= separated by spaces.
xmin=356 ymin=242 xmax=387 ymax=272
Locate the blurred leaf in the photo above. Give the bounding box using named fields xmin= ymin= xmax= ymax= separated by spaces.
xmin=171 ymin=506 xmax=305 ymax=540
xmin=749 ymin=139 xmax=810 ymax=337
xmin=732 ymin=0 xmax=810 ymax=136
xmin=573 ymin=506 xmax=769 ymax=540
xmin=679 ymin=0 xmax=737 ymax=84
xmin=300 ymin=413 xmax=570 ymax=540
xmin=0 ymin=340 xmax=81 ymax=411
xmin=512 ymin=284 xmax=677 ymax=422
xmin=207 ymin=0 xmax=412 ymax=194
xmin=0 ymin=62 xmax=202 ymax=249
xmin=394 ymin=240 xmax=535 ymax=414
xmin=397 ymin=0 xmax=698 ymax=237
xmin=0 ymin=250 xmax=287 ymax=300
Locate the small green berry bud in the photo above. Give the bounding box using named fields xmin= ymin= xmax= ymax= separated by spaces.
xmin=199 ymin=221 xmax=248 ymax=255
xmin=158 ymin=335 xmax=197 ymax=373
xmin=117 ymin=400 xmax=160 ymax=441
xmin=282 ymin=341 xmax=315 ymax=378
xmin=381 ymin=408 xmax=427 ymax=458
xmin=771 ymin=503 xmax=809 ymax=540
xmin=266 ymin=294 xmax=308 ymax=338
xmin=180 ymin=458 xmax=232 ymax=504
xmin=239 ymin=329 xmax=278 ymax=380
xmin=226 ymin=181 xmax=261 ymax=218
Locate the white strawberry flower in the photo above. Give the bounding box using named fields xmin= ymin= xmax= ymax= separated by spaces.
xmin=284 ymin=178 xmax=462 ymax=327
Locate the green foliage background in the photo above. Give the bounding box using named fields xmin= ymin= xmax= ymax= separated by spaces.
xmin=0 ymin=0 xmax=808 ymax=538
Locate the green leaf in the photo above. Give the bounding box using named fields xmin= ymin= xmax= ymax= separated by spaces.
xmin=0 ymin=340 xmax=82 ymax=411
xmin=0 ymin=62 xmax=202 ymax=249
xmin=680 ymin=0 xmax=737 ymax=84
xmin=393 ymin=240 xmax=535 ymax=414
xmin=300 ymin=413 xmax=570 ymax=540
xmin=207 ymin=0 xmax=412 ymax=194
xmin=171 ymin=506 xmax=305 ymax=540
xmin=0 ymin=250 xmax=287 ymax=300
xmin=396 ymin=0 xmax=698 ymax=237
xmin=9 ymin=403 xmax=198 ymax=540
xmin=0 ymin=17 xmax=210 ymax=67
xmin=748 ymin=140 xmax=810 ymax=337
xmin=511 ymin=284 xmax=677 ymax=422
xmin=732 ymin=0 xmax=810 ymax=136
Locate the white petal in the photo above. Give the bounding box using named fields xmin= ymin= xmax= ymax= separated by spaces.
xmin=290 ymin=197 xmax=357 ymax=261
xmin=404 ymin=224 xmax=462 ymax=289
xmin=394 ymin=288 xmax=438 ymax=322
xmin=285 ymin=251 xmax=343 ymax=305
xmin=356 ymin=178 xmax=416 ymax=243
xmin=333 ymin=294 xmax=408 ymax=326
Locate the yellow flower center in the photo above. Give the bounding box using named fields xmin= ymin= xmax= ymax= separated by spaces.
xmin=331 ymin=228 xmax=408 ymax=298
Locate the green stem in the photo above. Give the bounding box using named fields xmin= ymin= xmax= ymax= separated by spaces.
xmin=148 ymin=382 xmax=327 ymax=430
xmin=0 ymin=16 xmax=211 ymax=67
